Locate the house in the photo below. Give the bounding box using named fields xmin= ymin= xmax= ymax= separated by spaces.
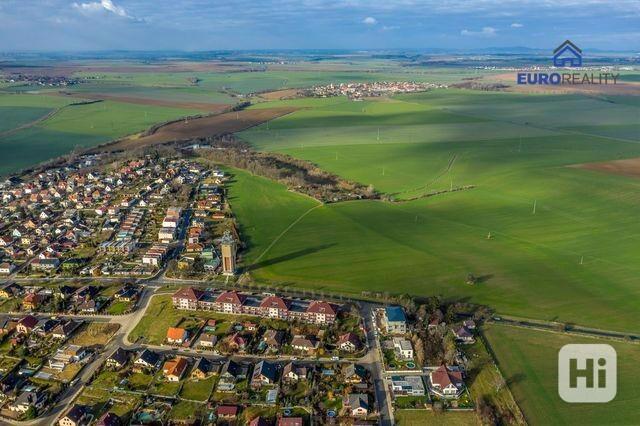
xmin=383 ymin=306 xmax=407 ymax=334
xmin=226 ymin=332 xmax=247 ymax=351
xmin=163 ymin=357 xmax=188 ymax=382
xmin=553 ymin=39 xmax=582 ymax=67
xmin=191 ymin=357 xmax=214 ymax=380
xmin=59 ymin=404 xmax=89 ymax=426
xmin=16 ymin=315 xmax=38 ymax=334
xmin=0 ymin=282 xmax=22 ymax=298
xmin=52 ymin=320 xmax=81 ymax=340
xmin=338 ymin=332 xmax=362 ymax=352
xmin=134 ymin=349 xmax=162 ymax=372
xmin=218 ymin=360 xmax=249 ymax=391
xmin=429 ymin=365 xmax=465 ymax=398
xmin=96 ymin=412 xmax=122 ymax=426
xmin=106 ymin=348 xmax=130 ymax=370
xmin=291 ymin=335 xmax=319 ymax=352
xmin=198 ymin=333 xmax=217 ymax=348
xmin=392 ymin=337 xmax=414 ymax=360
xmin=343 ymin=363 xmax=367 ymax=384
xmin=282 ymin=362 xmax=307 ymax=382
xmin=454 ymin=326 xmax=475 ymax=344
xmin=391 ymin=375 xmax=426 ymax=396
xmin=344 ymin=393 xmax=369 ymax=417
xmin=166 ymin=327 xmax=188 ymax=344
xmin=49 ymin=345 xmax=89 ymax=370
xmin=55 ymin=285 xmax=76 ymax=300
xmin=0 ymin=263 xmax=15 ymax=275
xmin=251 ymin=360 xmax=279 ymax=388
xmin=34 ymin=318 xmax=59 ymax=336
xmin=260 ymin=295 xmax=289 ymax=319
xmin=263 ymin=329 xmax=284 ymax=349
xmin=22 ymin=293 xmax=43 ymax=310
xmin=10 ymin=389 xmax=47 ymax=413
xmin=217 ymin=405 xmax=238 ymax=419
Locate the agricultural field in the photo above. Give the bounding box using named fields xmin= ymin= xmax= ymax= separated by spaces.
xmin=0 ymin=95 xmax=205 ymax=176
xmin=484 ymin=323 xmax=640 ymax=425
xmin=395 ymin=410 xmax=480 ymax=426
xmin=226 ymin=89 xmax=640 ymax=333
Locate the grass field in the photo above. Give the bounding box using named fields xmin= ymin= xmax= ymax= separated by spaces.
xmin=225 ymin=89 xmax=640 ymax=332
xmin=0 ymin=96 xmax=204 ymax=176
xmin=484 ymin=324 xmax=640 ymax=425
xmin=395 ymin=410 xmax=479 ymax=426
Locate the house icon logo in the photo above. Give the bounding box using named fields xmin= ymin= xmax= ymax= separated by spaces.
xmin=553 ymin=40 xmax=582 ymax=67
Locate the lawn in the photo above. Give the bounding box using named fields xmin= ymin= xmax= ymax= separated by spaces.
xmin=129 ymin=293 xmax=287 ymax=345
xmin=106 ymin=300 xmax=131 ymax=315
xmin=395 ymin=410 xmax=480 ymax=426
xmin=484 ymin=323 xmax=640 ymax=425
xmin=225 ymin=90 xmax=640 ymax=333
xmin=168 ymin=400 xmax=207 ymax=422
xmin=179 ymin=376 xmax=217 ymax=401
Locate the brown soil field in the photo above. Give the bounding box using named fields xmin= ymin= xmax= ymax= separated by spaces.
xmin=488 ymin=72 xmax=640 ymax=95
xmin=571 ymin=157 xmax=640 ymax=178
xmin=102 ymin=106 xmax=297 ymax=151
xmin=258 ymin=88 xmax=301 ymax=100
xmin=57 ymin=91 xmax=229 ymax=112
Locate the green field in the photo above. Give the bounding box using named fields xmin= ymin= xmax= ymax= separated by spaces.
xmin=484 ymin=324 xmax=640 ymax=425
xmin=395 ymin=410 xmax=479 ymax=426
xmin=226 ymin=89 xmax=640 ymax=332
xmin=0 ymin=95 xmax=203 ymax=176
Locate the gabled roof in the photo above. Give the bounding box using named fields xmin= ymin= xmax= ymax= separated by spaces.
xmin=217 ymin=405 xmax=238 ymax=416
xmin=306 ymin=300 xmax=336 ymax=315
xmin=166 ymin=327 xmax=187 ymax=340
xmin=260 ymin=296 xmax=289 ymax=310
xmin=216 ymin=291 xmax=245 ymax=305
xmin=108 ymin=348 xmax=130 ymax=366
xmin=431 ymin=365 xmax=464 ymax=389
xmin=63 ymin=404 xmax=88 ymax=423
xmin=172 ymin=286 xmax=204 ymax=301
xmin=136 ymin=349 xmax=161 ymax=366
xmin=18 ymin=315 xmax=38 ymax=329
xmin=163 ymin=357 xmax=188 ymax=377
xmin=252 ymin=360 xmax=279 ymax=382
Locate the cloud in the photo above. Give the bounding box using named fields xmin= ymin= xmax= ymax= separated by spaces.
xmin=73 ymin=0 xmax=131 ymax=19
xmin=511 ymin=22 xmax=524 ymax=28
xmin=461 ymin=26 xmax=497 ymax=37
xmin=362 ymin=16 xmax=378 ymax=25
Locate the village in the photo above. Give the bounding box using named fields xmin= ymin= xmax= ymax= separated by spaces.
xmin=306 ymin=81 xmax=446 ymax=100
xmin=0 ymin=151 xmax=495 ymax=426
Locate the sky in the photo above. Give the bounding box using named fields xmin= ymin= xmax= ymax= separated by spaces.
xmin=0 ymin=0 xmax=639 ymax=52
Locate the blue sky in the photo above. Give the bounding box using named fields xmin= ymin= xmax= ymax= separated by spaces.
xmin=0 ymin=0 xmax=639 ymax=51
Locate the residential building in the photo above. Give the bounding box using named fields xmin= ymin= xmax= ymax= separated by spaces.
xmin=391 ymin=375 xmax=426 ymax=396
xmin=163 ymin=357 xmax=188 ymax=382
xmin=166 ymin=327 xmax=188 ymax=344
xmin=392 ymin=337 xmax=414 ymax=360
xmin=344 ymin=393 xmax=369 ymax=417
xmin=383 ymin=306 xmax=407 ymax=334
xmin=429 ymin=365 xmax=465 ymax=398
xmin=59 ymin=404 xmax=89 ymax=426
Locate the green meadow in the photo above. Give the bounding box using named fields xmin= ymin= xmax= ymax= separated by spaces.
xmin=0 ymin=94 xmax=203 ymax=176
xmin=484 ymin=324 xmax=640 ymax=425
xmin=228 ymin=89 xmax=640 ymax=332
